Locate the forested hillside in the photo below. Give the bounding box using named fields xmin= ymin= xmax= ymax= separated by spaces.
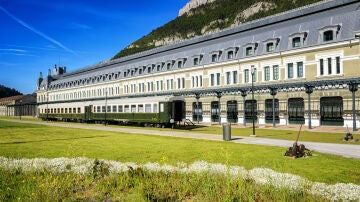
xmin=0 ymin=85 xmax=22 ymax=98
xmin=113 ymin=0 xmax=322 ymax=59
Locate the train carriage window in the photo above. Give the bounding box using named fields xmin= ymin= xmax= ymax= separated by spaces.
xmin=102 ymin=106 xmax=106 ymax=113
xmin=78 ymin=108 xmax=81 ymax=113
xmin=124 ymin=105 xmax=129 ymax=112
xmin=65 ymin=108 xmax=68 ymax=113
xmin=131 ymin=105 xmax=136 ymax=113
xmin=69 ymin=108 xmax=72 ymax=113
xmin=112 ymin=105 xmax=117 ymax=113
xmin=145 ymin=104 xmax=151 ymax=112
xmin=73 ymin=108 xmax=76 ymax=113
xmin=107 ymin=106 xmax=111 ymax=113
xmin=160 ymin=103 xmax=164 ymax=112
xmin=153 ymin=104 xmax=158 ymax=113
xmin=97 ymin=106 xmax=101 ymax=113
xmin=93 ymin=106 xmax=96 ymax=113
xmin=118 ymin=105 xmax=123 ymax=112
xmin=138 ymin=104 xmax=144 ymax=112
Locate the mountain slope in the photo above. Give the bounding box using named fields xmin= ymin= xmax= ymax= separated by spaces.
xmin=0 ymin=84 xmax=22 ymax=98
xmin=113 ymin=0 xmax=323 ymax=60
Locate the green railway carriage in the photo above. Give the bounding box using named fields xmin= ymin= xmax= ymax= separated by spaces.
xmin=39 ymin=96 xmax=185 ymax=127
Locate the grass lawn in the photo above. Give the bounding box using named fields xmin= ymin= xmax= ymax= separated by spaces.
xmin=0 ymin=120 xmax=359 ymax=185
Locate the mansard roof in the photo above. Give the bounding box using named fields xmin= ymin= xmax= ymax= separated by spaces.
xmin=41 ymin=0 xmax=360 ymax=90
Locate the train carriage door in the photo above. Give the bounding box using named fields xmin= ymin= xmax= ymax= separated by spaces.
xmin=227 ymin=100 xmax=238 ymax=123
xmin=173 ymin=100 xmax=185 ymax=122
xmin=84 ymin=105 xmax=92 ymax=121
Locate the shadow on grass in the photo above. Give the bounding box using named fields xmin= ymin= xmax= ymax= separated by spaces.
xmin=0 ymin=135 xmax=108 ymax=145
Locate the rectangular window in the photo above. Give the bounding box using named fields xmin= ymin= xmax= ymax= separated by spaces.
xmin=292 ymin=37 xmax=301 ymax=48
xmin=182 ymin=78 xmax=185 ymax=89
xmin=192 ymin=76 xmax=194 ymax=87
xmin=320 ymin=59 xmax=324 ymax=75
xmin=244 ymin=69 xmax=249 ymax=83
xmin=266 ymin=43 xmax=274 ymax=52
xmin=264 ymin=66 xmax=270 ymax=81
xmin=336 ymin=57 xmax=340 ymax=74
xmin=160 ymin=81 xmax=163 ymax=90
xmin=199 ymin=75 xmax=203 ymax=87
xmin=216 ymin=73 xmax=221 ymax=86
xmin=178 ymin=61 xmax=182 ymax=68
xmin=170 ymin=79 xmax=173 ymax=89
xmin=273 ymin=65 xmax=279 ymax=80
xmin=124 ymin=105 xmax=129 ymax=112
xmin=131 ymin=105 xmax=136 ymax=113
xmin=153 ymin=104 xmax=158 ymax=113
xmin=210 ymin=74 xmax=215 ymax=86
xmin=253 ymin=68 xmax=257 ymax=82
xmin=138 ymin=104 xmax=144 ymax=112
xmin=227 ymin=51 xmax=234 ymax=59
xmin=226 ymin=72 xmax=231 ymax=85
xmin=107 ymin=106 xmax=111 ymax=113
xmin=327 ymin=58 xmax=332 ymax=75
xmin=246 ymin=47 xmax=253 ymax=56
xmin=288 ymin=63 xmax=294 ymax=78
xmin=212 ymin=54 xmax=217 ymax=62
xmin=193 ymin=58 xmax=199 ymax=66
xmin=233 ymin=71 xmax=238 ymax=84
xmin=297 ymin=62 xmax=303 ymax=78
xmin=145 ymin=104 xmax=151 ymax=112
xmin=112 ymin=105 xmax=117 ymax=113
xmin=97 ymin=106 xmax=101 ymax=112
xmin=102 ymin=106 xmax=106 ymax=113
xmin=118 ymin=105 xmax=123 ymax=112
xmin=177 ymin=78 xmax=181 ymax=89
xmin=167 ymin=63 xmax=171 ymax=70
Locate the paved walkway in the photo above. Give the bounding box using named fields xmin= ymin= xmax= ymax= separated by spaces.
xmin=2 ymin=119 xmax=360 ymax=159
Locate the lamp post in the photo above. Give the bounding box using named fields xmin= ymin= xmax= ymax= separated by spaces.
xmin=19 ymin=100 xmax=22 ymax=120
xmin=250 ymin=65 xmax=256 ymax=137
xmin=104 ymin=88 xmax=108 ymax=126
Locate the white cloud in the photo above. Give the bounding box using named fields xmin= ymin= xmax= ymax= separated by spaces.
xmin=0 ymin=5 xmax=78 ymax=56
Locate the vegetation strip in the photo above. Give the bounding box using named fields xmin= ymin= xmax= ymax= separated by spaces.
xmin=1 ymin=156 xmax=359 ymax=201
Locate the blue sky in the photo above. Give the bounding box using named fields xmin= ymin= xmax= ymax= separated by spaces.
xmin=0 ymin=0 xmax=188 ymax=94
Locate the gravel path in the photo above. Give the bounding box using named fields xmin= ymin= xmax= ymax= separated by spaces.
xmin=2 ymin=119 xmax=360 ymax=159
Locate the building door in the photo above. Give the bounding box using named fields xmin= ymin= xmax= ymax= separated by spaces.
xmin=320 ymin=96 xmax=344 ymax=126
xmin=245 ymin=100 xmax=257 ymax=123
xmin=288 ymin=98 xmax=305 ymax=124
xmin=211 ymin=101 xmax=220 ymax=122
xmin=192 ymin=102 xmax=203 ymax=122
xmin=227 ymin=100 xmax=238 ymax=123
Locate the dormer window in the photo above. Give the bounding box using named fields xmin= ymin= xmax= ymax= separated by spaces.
xmin=211 ymin=54 xmax=218 ymax=62
xmin=227 ymin=51 xmax=234 ymax=59
xmin=266 ymin=42 xmax=274 ymax=52
xmin=194 ymin=58 xmax=199 ymax=65
xmin=167 ymin=63 xmax=171 ymax=70
xmin=263 ymin=38 xmax=279 ymax=53
xmin=289 ymin=32 xmax=307 ymax=48
xmin=166 ymin=60 xmax=174 ymax=70
xmin=319 ymin=24 xmax=340 ymax=43
xmin=192 ymin=54 xmax=203 ymax=66
xmin=292 ymin=37 xmax=301 ymax=47
xmin=139 ymin=68 xmax=142 ymax=75
xmin=178 ymin=61 xmax=182 ymax=68
xmin=324 ymin=30 xmax=333 ymax=41
xmin=147 ymin=66 xmax=151 ymax=73
xmin=210 ymin=51 xmax=221 ymax=63
xmin=246 ymin=47 xmax=253 ymax=56
xmin=244 ymin=43 xmax=257 ymax=57
xmin=157 ymin=65 xmax=161 ymax=71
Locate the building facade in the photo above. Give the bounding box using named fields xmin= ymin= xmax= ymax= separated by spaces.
xmin=37 ymin=0 xmax=360 ymax=130
xmin=0 ymin=94 xmax=37 ymax=117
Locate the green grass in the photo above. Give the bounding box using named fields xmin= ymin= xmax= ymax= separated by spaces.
xmin=0 ymin=120 xmax=359 ymax=185
xmin=0 ymin=168 xmax=326 ymax=201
